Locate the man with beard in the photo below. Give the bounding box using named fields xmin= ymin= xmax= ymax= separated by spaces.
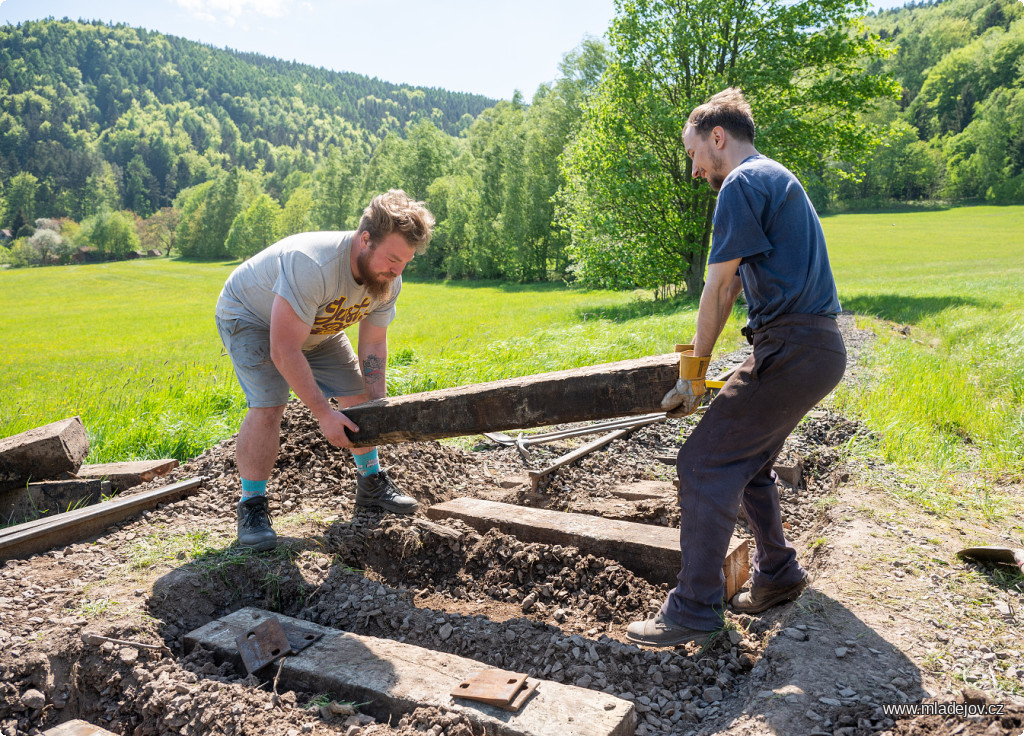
xmin=215 ymin=189 xmax=434 ymax=551
xmin=625 ymin=88 xmax=846 ymax=647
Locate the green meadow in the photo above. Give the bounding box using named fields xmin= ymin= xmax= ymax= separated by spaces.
xmin=0 ymin=259 xmax=721 ymax=463
xmin=1 ymin=205 xmax=1022 ymax=488
xmin=823 ymin=206 xmax=1024 ymax=483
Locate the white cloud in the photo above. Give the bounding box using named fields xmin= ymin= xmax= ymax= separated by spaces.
xmin=174 ymin=0 xmax=289 ymax=23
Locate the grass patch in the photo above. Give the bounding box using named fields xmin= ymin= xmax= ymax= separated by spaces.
xmin=822 ymin=206 xmax=1024 ymax=481
xmin=124 ymin=528 xmax=232 ymax=570
xmin=1 ymin=260 xmax=726 ymax=462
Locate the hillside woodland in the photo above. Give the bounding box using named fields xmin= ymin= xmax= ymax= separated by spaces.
xmin=834 ymin=0 xmax=1024 ymax=206
xmin=0 ymin=0 xmax=1022 ymax=283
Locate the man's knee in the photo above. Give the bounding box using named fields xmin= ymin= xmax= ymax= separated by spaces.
xmin=244 ymin=405 xmax=287 ymax=430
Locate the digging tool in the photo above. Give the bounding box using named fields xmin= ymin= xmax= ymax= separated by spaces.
xmin=957 ymin=546 xmax=1024 ymax=572
xmin=485 ymin=412 xmax=665 ymax=448
xmin=514 ymin=413 xmax=666 ymax=459
xmin=526 ymin=413 xmax=665 ymax=488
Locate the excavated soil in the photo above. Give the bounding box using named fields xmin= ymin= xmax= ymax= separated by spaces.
xmin=2 ymin=315 xmax=1022 ymax=736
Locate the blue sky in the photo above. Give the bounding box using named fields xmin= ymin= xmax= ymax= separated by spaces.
xmin=0 ymin=0 xmax=909 ymax=101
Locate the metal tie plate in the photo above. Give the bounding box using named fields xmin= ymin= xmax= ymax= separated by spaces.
xmin=281 ymin=619 xmax=324 ymax=653
xmin=235 ymin=617 xmax=294 ymax=674
xmin=451 ymin=668 xmax=540 ymax=712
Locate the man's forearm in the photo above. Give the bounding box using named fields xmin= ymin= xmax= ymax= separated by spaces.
xmin=692 ymin=274 xmax=742 ymax=356
xmin=359 ymin=341 xmax=388 ymax=401
xmin=271 ymin=346 xmax=333 ymax=418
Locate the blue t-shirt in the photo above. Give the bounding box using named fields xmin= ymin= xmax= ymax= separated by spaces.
xmin=708 ymin=155 xmax=840 ymax=330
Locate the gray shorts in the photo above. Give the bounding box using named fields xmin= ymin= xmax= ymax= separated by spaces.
xmin=216 ymin=317 xmax=365 ymax=408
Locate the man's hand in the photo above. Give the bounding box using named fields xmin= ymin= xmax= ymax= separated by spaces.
xmin=662 ymin=377 xmax=706 ymax=417
xmin=316 ymin=407 xmax=360 ymax=449
xmin=661 ymin=349 xmax=709 ymax=417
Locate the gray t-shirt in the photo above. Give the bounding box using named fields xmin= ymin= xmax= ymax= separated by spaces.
xmin=215 ymin=231 xmax=400 ymax=350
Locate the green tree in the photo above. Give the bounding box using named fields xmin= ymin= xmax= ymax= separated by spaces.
xmin=226 ymin=193 xmax=282 ymax=260
xmin=4 ymin=172 xmax=39 ymax=227
xmin=174 ymin=170 xmax=244 ymax=259
xmin=278 ymin=187 xmax=313 ymax=237
xmin=79 ymin=163 xmax=120 ymax=220
xmin=425 ymin=170 xmax=480 ymax=278
xmin=312 ymin=141 xmax=364 ymax=230
xmin=942 ymin=85 xmax=1024 ymax=201
xmin=138 ymin=207 xmax=180 ymax=254
xmin=82 ymin=209 xmax=140 ymax=257
xmin=401 ymin=119 xmax=457 ymax=201
xmin=559 ymin=0 xmax=896 ymax=296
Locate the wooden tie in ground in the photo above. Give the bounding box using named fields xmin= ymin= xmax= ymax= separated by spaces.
xmin=0 ymin=477 xmax=205 ymax=562
xmin=0 ymin=416 xmax=89 ymax=492
xmin=186 ymin=608 xmax=636 ymax=736
xmin=343 ymin=353 xmax=680 ymax=446
xmin=428 ymin=498 xmax=749 ymax=600
xmin=76 ymin=459 xmax=179 ymax=491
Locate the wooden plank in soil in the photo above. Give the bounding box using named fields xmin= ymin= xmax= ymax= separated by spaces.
xmin=607 ymin=480 xmax=676 ymax=501
xmin=0 ymin=479 xmax=111 ymax=525
xmin=186 ymin=608 xmax=635 ymax=736
xmin=75 ymin=459 xmax=179 ymax=491
xmin=427 ymin=498 xmax=749 ymax=600
xmin=0 ymin=477 xmax=205 ymax=561
xmin=343 ymin=353 xmax=680 ymax=446
xmin=0 ymin=417 xmax=89 ymax=492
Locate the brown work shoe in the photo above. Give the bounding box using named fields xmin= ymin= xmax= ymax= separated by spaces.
xmin=729 ymin=576 xmax=809 ymax=614
xmin=625 ymin=612 xmax=716 ymax=648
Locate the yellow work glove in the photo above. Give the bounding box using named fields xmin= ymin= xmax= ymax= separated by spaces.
xmin=661 ymin=345 xmax=710 ymax=418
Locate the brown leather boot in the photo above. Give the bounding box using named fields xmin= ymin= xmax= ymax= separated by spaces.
xmin=729 ymin=576 xmax=808 ymax=614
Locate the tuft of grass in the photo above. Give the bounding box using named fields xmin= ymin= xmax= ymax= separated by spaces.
xmin=124 ymin=529 xmax=230 ymax=570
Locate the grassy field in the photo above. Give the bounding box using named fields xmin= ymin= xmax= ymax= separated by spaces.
xmin=822 ymin=206 xmax=1024 ymax=481
xmin=0 ymin=260 xmax=726 ymax=463
xmin=1 ymin=205 xmax=1021 ymax=484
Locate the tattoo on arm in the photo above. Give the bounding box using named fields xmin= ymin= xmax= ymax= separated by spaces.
xmin=362 ymin=354 xmax=385 ymax=387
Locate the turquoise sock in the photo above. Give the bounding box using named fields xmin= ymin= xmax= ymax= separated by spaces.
xmin=353 ymin=448 xmax=380 ymax=477
xmin=240 ymin=478 xmax=268 ymax=502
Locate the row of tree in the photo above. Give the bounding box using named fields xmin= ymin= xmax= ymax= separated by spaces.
xmin=830 ymin=0 xmax=1024 ymax=205
xmin=0 ymin=19 xmax=493 ymax=222
xmin=3 ymin=0 xmax=1021 ymax=293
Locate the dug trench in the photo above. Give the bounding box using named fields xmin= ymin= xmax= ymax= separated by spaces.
xmin=1 ymin=315 xmax=1022 ymax=736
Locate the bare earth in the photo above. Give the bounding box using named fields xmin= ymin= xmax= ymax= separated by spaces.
xmin=1 ymin=315 xmax=1022 ymax=736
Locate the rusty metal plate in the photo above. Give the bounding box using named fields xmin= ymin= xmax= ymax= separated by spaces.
xmin=281 ymin=620 xmax=323 ymax=653
xmin=504 ymin=678 xmax=540 ymax=712
xmin=235 ymin=617 xmax=294 ymax=674
xmin=451 ymin=669 xmax=538 ymax=711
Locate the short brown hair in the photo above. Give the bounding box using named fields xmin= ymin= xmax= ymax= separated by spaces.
xmin=686 ymin=88 xmax=755 ymax=144
xmin=356 ymin=189 xmax=434 ymax=255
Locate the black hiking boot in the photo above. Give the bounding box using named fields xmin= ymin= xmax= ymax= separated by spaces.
xmin=236 ymin=496 xmax=277 ymax=551
xmin=355 ymin=469 xmax=418 ymax=514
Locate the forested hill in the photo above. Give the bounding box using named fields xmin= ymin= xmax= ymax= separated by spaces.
xmin=835 ymin=0 xmax=1024 ymax=205
xmin=0 ymin=18 xmax=495 ymax=218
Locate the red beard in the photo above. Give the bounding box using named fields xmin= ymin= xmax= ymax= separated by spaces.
xmin=355 ymin=245 xmax=395 ymax=300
